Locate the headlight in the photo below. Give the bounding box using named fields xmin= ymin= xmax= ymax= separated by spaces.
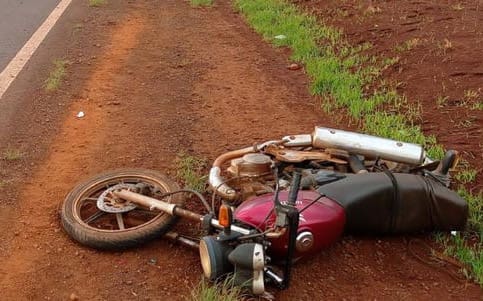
xmin=199 ymin=236 xmax=233 ymax=280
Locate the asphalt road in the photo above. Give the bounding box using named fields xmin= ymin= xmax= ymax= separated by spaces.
xmin=0 ymin=0 xmax=60 ymax=72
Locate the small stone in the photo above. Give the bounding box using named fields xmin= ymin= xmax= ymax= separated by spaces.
xmin=287 ymin=63 xmax=301 ymax=70
xmin=69 ymin=293 xmax=79 ymax=301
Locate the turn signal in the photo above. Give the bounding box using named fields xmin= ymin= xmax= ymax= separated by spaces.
xmin=218 ymin=204 xmax=233 ymax=228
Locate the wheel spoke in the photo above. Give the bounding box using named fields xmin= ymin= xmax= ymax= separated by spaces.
xmin=116 ymin=213 xmax=125 ymax=230
xmin=84 ymin=211 xmax=106 ymax=224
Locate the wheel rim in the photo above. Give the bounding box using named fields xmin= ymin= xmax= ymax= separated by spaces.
xmin=72 ymin=174 xmax=177 ymax=233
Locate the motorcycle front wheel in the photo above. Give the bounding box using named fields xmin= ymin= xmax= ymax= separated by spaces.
xmin=60 ymin=168 xmax=184 ymax=250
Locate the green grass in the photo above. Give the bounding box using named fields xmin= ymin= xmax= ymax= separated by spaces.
xmin=191 ymin=0 xmax=213 ymax=7
xmin=440 ymin=233 xmax=482 ymax=285
xmin=472 ymin=101 xmax=483 ymax=110
xmin=176 ymin=153 xmax=207 ymax=192
xmin=455 ymin=169 xmax=477 ymax=184
xmin=236 ymin=0 xmax=481 ymax=284
xmin=89 ymin=0 xmax=106 ymax=7
xmin=458 ymin=188 xmax=483 ymax=236
xmin=395 ymin=38 xmax=420 ymax=52
xmin=45 ymin=59 xmax=67 ymax=91
xmin=2 ymin=149 xmax=23 ymax=161
xmin=188 ymin=277 xmax=243 ymax=301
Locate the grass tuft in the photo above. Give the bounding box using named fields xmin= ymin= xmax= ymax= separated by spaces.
xmin=440 ymin=233 xmax=482 ymax=285
xmin=3 ymin=149 xmax=23 ymax=161
xmin=191 ymin=0 xmax=213 ymax=7
xmin=395 ymin=38 xmax=420 ymax=52
xmin=457 ymin=188 xmax=483 ymax=236
xmin=89 ymin=0 xmax=106 ymax=7
xmin=455 ymin=169 xmax=477 ymax=184
xmin=45 ymin=59 xmax=67 ymax=91
xmin=188 ymin=277 xmax=243 ymax=301
xmin=176 ymin=153 xmax=207 ymax=192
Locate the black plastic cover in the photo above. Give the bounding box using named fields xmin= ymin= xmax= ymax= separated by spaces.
xmin=317 ymin=173 xmax=468 ymax=234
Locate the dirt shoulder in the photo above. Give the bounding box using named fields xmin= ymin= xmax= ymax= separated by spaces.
xmin=291 ymin=0 xmax=482 ymax=191
xmin=0 ymin=0 xmax=480 ymax=300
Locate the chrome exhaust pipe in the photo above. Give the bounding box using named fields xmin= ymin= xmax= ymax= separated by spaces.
xmin=311 ymin=127 xmax=426 ymax=165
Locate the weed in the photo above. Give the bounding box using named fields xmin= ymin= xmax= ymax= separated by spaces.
xmin=464 ymin=89 xmax=480 ymax=102
xmin=395 ymin=38 xmax=420 ymax=52
xmin=188 ymin=277 xmax=244 ymax=301
xmin=436 ymin=95 xmax=449 ymax=108
xmin=455 ymin=169 xmax=477 ymax=184
xmin=427 ymin=144 xmax=445 ymax=160
xmin=45 ymin=59 xmax=67 ymax=91
xmin=432 ymin=231 xmax=446 ymax=245
xmin=457 ymin=188 xmax=483 ymax=236
xmin=442 ymin=233 xmax=482 ymax=285
xmin=471 ymin=101 xmax=483 ymax=110
xmin=3 ymin=149 xmax=23 ymax=161
xmin=89 ymin=0 xmax=106 ymax=7
xmin=176 ymin=153 xmax=207 ymax=192
xmin=381 ymin=57 xmax=400 ymax=71
xmin=191 ymin=0 xmax=213 ymax=6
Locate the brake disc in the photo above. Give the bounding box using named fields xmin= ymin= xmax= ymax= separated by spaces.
xmin=97 ymin=183 xmax=138 ymax=213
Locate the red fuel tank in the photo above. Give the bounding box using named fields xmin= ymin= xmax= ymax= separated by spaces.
xmin=234 ymin=191 xmax=346 ymax=259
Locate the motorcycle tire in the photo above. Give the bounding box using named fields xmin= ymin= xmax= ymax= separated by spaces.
xmin=60 ymin=168 xmax=184 ymax=250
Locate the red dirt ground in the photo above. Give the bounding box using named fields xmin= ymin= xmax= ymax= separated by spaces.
xmin=291 ymin=0 xmax=483 ymax=192
xmin=0 ymin=0 xmax=481 ymax=300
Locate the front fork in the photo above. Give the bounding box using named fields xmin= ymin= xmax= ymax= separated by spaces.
xmin=112 ymin=189 xmax=252 ymax=234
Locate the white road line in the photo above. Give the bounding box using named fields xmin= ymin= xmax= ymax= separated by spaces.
xmin=0 ymin=0 xmax=72 ymax=100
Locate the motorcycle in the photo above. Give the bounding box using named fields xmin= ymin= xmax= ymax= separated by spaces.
xmin=60 ymin=126 xmax=468 ymax=295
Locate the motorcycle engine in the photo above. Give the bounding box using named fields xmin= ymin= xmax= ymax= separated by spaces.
xmin=226 ymin=153 xmax=274 ymax=201
xmin=228 ymin=153 xmax=272 ymax=177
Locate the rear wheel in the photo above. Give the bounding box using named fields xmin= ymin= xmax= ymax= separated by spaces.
xmin=60 ymin=168 xmax=184 ymax=249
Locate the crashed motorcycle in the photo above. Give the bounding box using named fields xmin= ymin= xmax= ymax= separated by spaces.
xmin=60 ymin=126 xmax=468 ymax=295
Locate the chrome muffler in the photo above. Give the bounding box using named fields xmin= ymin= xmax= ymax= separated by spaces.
xmin=311 ymin=127 xmax=426 ymax=165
